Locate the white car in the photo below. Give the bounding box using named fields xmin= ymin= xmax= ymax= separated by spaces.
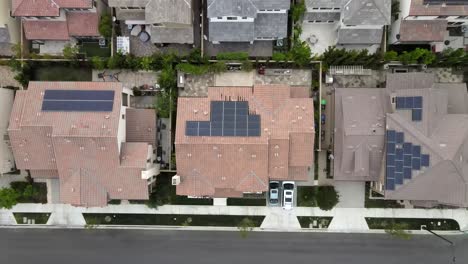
xmin=282 ymin=181 xmax=295 ymax=210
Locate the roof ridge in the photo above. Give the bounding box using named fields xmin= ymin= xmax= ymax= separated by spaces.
xmin=235 ymin=170 xmax=267 ymax=191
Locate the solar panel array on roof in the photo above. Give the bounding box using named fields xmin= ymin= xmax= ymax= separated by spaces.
xmin=385 ymin=129 xmax=431 ymax=191
xmin=395 ymin=96 xmax=423 ymax=122
xmin=42 ymin=90 xmax=115 ymax=112
xmin=185 ymin=101 xmax=261 ymax=137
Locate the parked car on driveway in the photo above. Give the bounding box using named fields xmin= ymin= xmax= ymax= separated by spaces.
xmin=282 ymin=181 xmax=295 ymax=210
xmin=269 ymin=181 xmax=280 ymax=205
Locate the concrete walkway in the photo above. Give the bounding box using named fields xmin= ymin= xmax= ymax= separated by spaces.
xmin=2 ymin=204 xmax=468 ymax=232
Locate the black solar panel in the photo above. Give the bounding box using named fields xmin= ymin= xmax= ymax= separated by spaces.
xmin=413 ymin=96 xmax=423 ymax=108
xmin=412 ymin=109 xmax=422 ymax=121
xmin=44 ymin=90 xmax=115 ymax=101
xmin=395 ymin=97 xmax=405 ymax=109
xmin=387 ymin=130 xmax=396 ymax=142
xmin=386 ymin=178 xmax=395 ymax=191
xmin=412 ymin=145 xmax=421 ymax=157
xmin=404 ymin=97 xmax=413 ymax=108
xmin=395 ymin=172 xmax=403 ymax=184
xmin=387 ymin=154 xmax=395 ymax=166
xmin=396 ymin=132 xmax=404 ymax=144
xmin=186 ymin=101 xmax=261 ymax=137
xmin=396 ymin=148 xmax=403 ymax=161
xmin=403 ymin=142 xmax=412 ymax=154
xmin=412 ymin=158 xmax=421 ymax=170
xmin=421 ymin=154 xmax=430 ymax=167
xmin=42 ymin=90 xmax=114 ymax=112
xmin=403 ymin=167 xmax=412 ymax=179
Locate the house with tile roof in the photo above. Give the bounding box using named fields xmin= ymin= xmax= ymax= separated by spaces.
xmin=0 ymin=1 xmax=20 ymax=57
xmin=108 ymin=0 xmax=194 ymax=44
xmin=7 ymin=82 xmax=159 ymax=207
xmin=302 ymin=0 xmax=391 ymax=54
xmin=11 ymin=0 xmax=100 ymax=55
xmin=206 ymin=0 xmax=290 ymax=44
xmin=334 ymin=72 xmax=468 ymax=208
xmin=175 ymin=85 xmax=314 ymax=198
xmin=389 ymin=0 xmax=468 ymax=52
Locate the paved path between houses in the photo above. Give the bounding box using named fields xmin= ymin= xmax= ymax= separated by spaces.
xmin=2 ymin=204 xmax=468 ymax=232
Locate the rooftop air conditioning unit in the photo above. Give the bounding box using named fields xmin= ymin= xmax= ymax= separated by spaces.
xmin=172 ymin=175 xmax=180 ymax=185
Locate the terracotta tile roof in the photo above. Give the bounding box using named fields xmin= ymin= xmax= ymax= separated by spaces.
xmin=54 ymin=0 xmax=93 ymax=8
xmin=67 ymin=12 xmax=100 ymax=37
xmin=126 ymin=108 xmax=157 ymax=146
xmin=23 ymin=20 xmax=70 ymax=40
xmin=30 ymin=169 xmax=59 ymax=178
xmin=410 ymin=0 xmax=468 ymax=16
xmin=8 ymin=82 xmax=151 ymax=207
xmin=399 ymin=20 xmax=447 ymax=42
xmin=175 ymin=85 xmax=314 ymax=197
xmin=12 ymin=0 xmax=60 ymax=17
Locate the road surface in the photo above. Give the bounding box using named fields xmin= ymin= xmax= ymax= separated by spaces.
xmin=1 ymin=229 xmax=466 ymax=264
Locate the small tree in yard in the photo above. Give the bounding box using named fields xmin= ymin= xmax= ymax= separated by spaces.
xmin=237 ymin=217 xmax=255 ymax=238
xmin=99 ymin=14 xmax=113 ymax=39
xmin=90 ymin=56 xmax=106 ymax=70
xmin=385 ymin=222 xmax=412 ymax=240
xmin=315 ymin=186 xmax=339 ymax=211
xmin=62 ymin=43 xmax=79 ymax=60
xmin=0 ymin=188 xmax=20 ymax=209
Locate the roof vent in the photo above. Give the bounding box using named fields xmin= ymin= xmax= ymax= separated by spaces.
xmin=187 ymin=153 xmax=192 ymax=157
xmin=298 ymin=116 xmax=303 ymax=120
xmin=79 ymin=146 xmax=84 ymax=150
xmin=105 ymin=115 xmax=110 ymax=119
xmin=439 ymin=143 xmax=447 ymax=148
xmin=217 ymin=154 xmax=222 ymax=158
xmin=147 ymin=127 xmax=152 ymax=132
xmin=36 ymin=112 xmax=41 ymax=116
xmin=71 ymin=124 xmax=77 ymax=129
xmin=251 ymin=154 xmax=256 ymax=158
xmin=101 ymin=146 xmax=106 ymax=151
xmin=295 ymin=105 xmax=299 ymax=109
xmin=213 ymin=146 xmax=218 ymax=150
xmin=102 ymin=124 xmax=106 ymax=129
xmin=203 ymin=111 xmax=208 ymax=115
xmin=117 ymin=188 xmax=122 ymax=192
xmin=193 ymin=109 xmax=198 ymax=114
xmin=71 ymin=188 xmax=75 ymax=192
xmin=274 ymin=145 xmax=279 ymax=149
xmin=221 ymin=176 xmax=226 ymax=181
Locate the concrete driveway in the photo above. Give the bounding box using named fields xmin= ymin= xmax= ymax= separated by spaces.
xmin=334 ymin=181 xmax=365 ymax=208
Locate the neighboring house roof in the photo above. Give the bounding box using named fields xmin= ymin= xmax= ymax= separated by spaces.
xmin=12 ymin=0 xmax=92 ymax=17
xmin=67 ymin=12 xmax=99 ymax=37
xmin=386 ymin=72 xmax=436 ymax=91
xmin=305 ymin=0 xmax=344 ymax=9
xmin=209 ymin=21 xmax=255 ymax=42
xmin=175 ymin=85 xmax=314 ymax=197
xmin=108 ymin=0 xmax=150 ymax=7
xmin=23 ymin=20 xmax=70 ymax=40
xmin=8 ymin=82 xmax=151 ymax=207
xmin=150 ymin=26 xmax=194 ymax=44
xmin=434 ymin=83 xmax=468 ymax=114
xmin=398 ymin=20 xmax=448 ymax=42
xmin=30 ymin=169 xmax=59 ymax=178
xmin=146 ymin=0 xmax=192 ymax=25
xmin=207 ymin=0 xmax=258 ymax=18
xmin=343 ymin=0 xmax=391 ymax=25
xmin=126 ymin=108 xmax=157 ymax=147
xmin=254 ymin=13 xmax=288 ymax=39
xmin=409 ymin=0 xmax=468 ymax=16
xmin=115 ymin=9 xmax=146 ymax=21
xmin=337 ymin=28 xmax=383 ymax=44
xmin=251 ymin=0 xmax=290 ymax=10
xmin=303 ymin=12 xmax=341 ymax=21
xmin=12 ymin=0 xmax=59 ymax=17
xmin=334 ymin=88 xmax=389 ymax=181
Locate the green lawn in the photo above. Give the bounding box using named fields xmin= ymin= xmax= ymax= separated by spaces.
xmin=227 ymin=198 xmax=266 ymax=206
xmin=32 ymin=66 xmax=92 ymax=81
xmin=10 ymin=182 xmax=47 ymax=203
xmin=297 ymin=186 xmax=318 ymax=207
xmin=146 ymin=173 xmax=213 ymax=206
xmin=83 ymin=213 xmax=265 ymax=227
xmin=79 ymin=42 xmax=111 ymax=58
xmin=14 ymin=213 xmax=50 ymax=224
xmin=297 ymin=216 xmax=333 ymax=228
xmin=366 ymin=218 xmax=460 ymax=231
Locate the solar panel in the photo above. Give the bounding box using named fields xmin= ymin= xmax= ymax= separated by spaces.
xmin=395 ymin=97 xmax=405 ymax=109
xmin=396 ymin=132 xmax=404 ymax=144
xmin=387 ymin=130 xmax=396 ymax=142
xmin=403 ymin=142 xmax=412 ymax=154
xmin=236 ymin=129 xmax=247 ymax=136
xmin=395 ymin=172 xmax=403 ymax=184
xmin=248 ymin=129 xmax=261 ymax=137
xmin=387 ymin=166 xmax=395 ymax=179
xmin=387 ymin=154 xmax=395 ymax=165
xmin=421 ymin=154 xmax=430 ymax=167
xmin=386 ymin=178 xmax=395 ymax=190
xmin=42 ymin=100 xmax=113 ymax=111
xmin=211 ymin=128 xmax=222 ymax=136
xmin=395 ymin=161 xmax=403 ymax=172
xmin=403 ymin=167 xmax=412 ymax=179
xmin=404 ymin=97 xmax=413 ymax=108
xmin=404 ymin=155 xmax=412 ymax=167
xmin=413 ymin=96 xmax=423 ymax=108
xmin=412 ymin=109 xmax=422 ymax=121
xmin=412 ymin=158 xmax=421 ymax=170
xmin=44 ymin=90 xmax=115 ymax=101
xmin=412 ymin=145 xmax=421 ymax=157
xmin=396 ymin=148 xmax=403 ymax=161
xmin=387 ymin=143 xmax=396 ymax=153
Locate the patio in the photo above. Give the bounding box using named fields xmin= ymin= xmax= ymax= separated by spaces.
xmin=300 ymin=23 xmax=338 ymax=56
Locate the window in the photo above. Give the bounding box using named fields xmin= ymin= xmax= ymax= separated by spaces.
xmin=122 ymin=93 xmax=128 ymax=106
xmin=437 ymin=15 xmax=448 ymax=19
xmin=122 ymin=114 xmax=125 ymax=119
xmin=217 ymin=16 xmax=222 ymax=19
xmin=457 ymin=16 xmax=467 ymax=19
xmin=242 ymin=16 xmax=247 ymax=19
xmin=120 ymin=7 xmax=128 ymax=9
xmin=153 ymin=23 xmax=162 ymax=27
xmin=227 ymin=17 xmax=237 ymax=20
xmin=128 ymin=7 xmax=138 ymax=9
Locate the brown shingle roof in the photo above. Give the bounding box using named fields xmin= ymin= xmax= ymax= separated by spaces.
xmin=67 ymin=12 xmax=100 ymax=37
xmin=8 ymin=82 xmax=150 ymax=207
xmin=126 ymin=108 xmax=157 ymax=146
xmin=175 ymin=85 xmax=314 ymax=197
xmin=12 ymin=0 xmax=92 ymax=17
xmin=399 ymin=20 xmax=447 ymax=42
xmin=23 ymin=20 xmax=70 ymax=40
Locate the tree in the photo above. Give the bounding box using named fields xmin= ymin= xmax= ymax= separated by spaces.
xmin=290 ymin=40 xmax=311 ymax=67
xmin=237 ymin=217 xmax=255 ymax=238
xmin=272 ymin=52 xmax=287 ymax=62
xmin=22 ymin=184 xmax=38 ymax=200
xmin=90 ymin=56 xmax=106 ymax=70
xmin=0 ymin=188 xmax=20 ymax=209
xmin=291 ymin=0 xmax=306 ymax=22
xmin=62 ymin=43 xmax=79 ymax=60
xmin=99 ymin=14 xmax=113 ymax=39
xmin=315 ymin=186 xmax=339 ymax=211
xmin=385 ymin=222 xmax=412 ymax=240
xmin=139 ymin=56 xmax=154 ymax=71
xmin=384 ymin=51 xmax=398 ymax=62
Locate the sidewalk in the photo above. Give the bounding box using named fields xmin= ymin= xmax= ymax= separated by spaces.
xmin=2 ymin=203 xmax=468 ymax=232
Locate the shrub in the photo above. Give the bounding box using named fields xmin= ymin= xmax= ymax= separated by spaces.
xmin=237 ymin=217 xmax=255 ymax=238
xmin=272 ymin=52 xmax=287 ymax=62
xmin=315 ymin=186 xmax=339 ymax=211
xmin=62 ymin=43 xmax=79 ymax=60
xmin=291 ymin=0 xmax=306 ymax=22
xmin=241 ymin=60 xmax=253 ymax=72
xmin=385 ymin=222 xmax=412 ymax=240
xmin=176 ymin=63 xmax=210 ymax=75
xmin=0 ymin=188 xmax=19 ymax=209
xmin=139 ymin=56 xmax=154 ymax=71
xmin=90 ymin=56 xmax=106 ymax=70
xmin=99 ymin=14 xmax=113 ymax=39
xmin=384 ymin=51 xmax=398 ymax=62
xmin=290 ymin=40 xmax=311 ymax=67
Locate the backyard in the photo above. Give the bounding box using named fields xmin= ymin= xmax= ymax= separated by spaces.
xmin=79 ymin=41 xmax=111 ymax=58
xmin=83 ymin=213 xmax=265 ymax=227
xmin=32 ymin=65 xmax=92 ymax=81
xmin=10 ymin=182 xmax=47 ymax=203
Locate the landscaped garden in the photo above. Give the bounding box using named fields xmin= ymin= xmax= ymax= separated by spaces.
xmin=79 ymin=41 xmax=111 ymax=58
xmin=14 ymin=213 xmax=51 ymax=224
xmin=83 ymin=213 xmax=264 ymax=227
xmin=32 ymin=65 xmax=92 ymax=81
xmin=10 ymin=182 xmax=47 ymax=203
xmin=365 ymin=218 xmax=460 ymax=231
xmin=297 ymin=186 xmax=339 ymax=210
xmin=297 ymin=216 xmax=333 ymax=228
xmin=227 ymin=198 xmax=266 ymax=206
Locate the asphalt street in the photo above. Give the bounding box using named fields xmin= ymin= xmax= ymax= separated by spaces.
xmin=1 ymin=229 xmax=467 ymax=264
